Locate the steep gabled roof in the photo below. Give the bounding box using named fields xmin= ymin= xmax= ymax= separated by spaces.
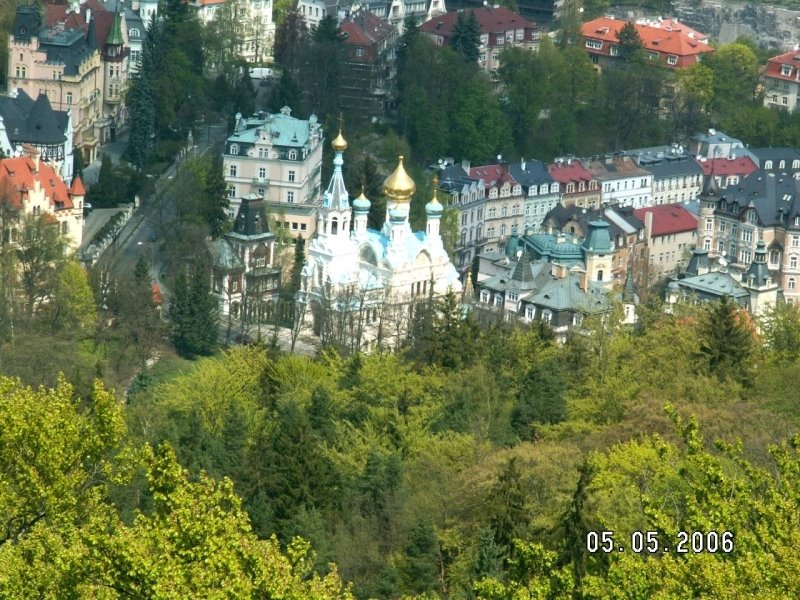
xmin=420 ymin=6 xmax=538 ymax=41
xmin=0 ymin=156 xmax=73 ymax=210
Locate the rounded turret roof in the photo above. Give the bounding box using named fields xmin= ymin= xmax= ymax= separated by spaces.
xmin=383 ymin=156 xmax=416 ymax=202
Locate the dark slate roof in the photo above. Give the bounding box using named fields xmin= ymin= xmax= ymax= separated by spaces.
xmin=228 ymin=193 xmax=273 ymax=239
xmin=12 ymin=5 xmax=40 ymax=42
xmin=643 ymin=156 xmax=704 ymax=178
xmin=0 ymin=90 xmax=67 ymax=146
xmin=712 ymin=170 xmax=800 ymax=229
xmin=749 ymin=147 xmax=800 ymax=167
xmin=509 ymin=250 xmax=536 ymax=290
xmin=743 ymin=240 xmax=772 ymax=288
xmin=543 ymin=204 xmax=643 ymax=241
xmin=480 ymin=258 xmax=611 ymax=314
xmin=685 ymin=248 xmax=709 ymax=276
xmin=207 ymin=238 xmax=245 ymax=272
xmin=509 ymin=159 xmax=554 ymax=189
xmin=673 ymin=271 xmax=751 ymax=301
xmin=439 ymin=164 xmax=477 ymax=194
xmin=39 ymin=28 xmax=94 ymax=76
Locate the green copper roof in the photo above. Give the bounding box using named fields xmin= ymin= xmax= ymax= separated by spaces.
xmin=581 ymin=220 xmax=613 ymax=254
xmin=106 ymin=10 xmax=124 ymax=46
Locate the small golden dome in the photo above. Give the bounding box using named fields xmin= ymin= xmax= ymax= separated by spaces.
xmin=383 ymin=155 xmax=416 ymax=202
xmin=331 ymin=129 xmax=347 ymax=152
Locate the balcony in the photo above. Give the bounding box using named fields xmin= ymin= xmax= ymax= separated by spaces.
xmin=252 ymin=177 xmax=270 ymax=186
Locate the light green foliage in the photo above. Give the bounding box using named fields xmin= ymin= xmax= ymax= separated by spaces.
xmin=47 ymin=260 xmax=97 ymax=334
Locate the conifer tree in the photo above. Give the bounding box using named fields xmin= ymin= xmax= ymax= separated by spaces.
xmin=449 ymin=10 xmax=481 ymax=64
xmin=170 ymin=260 xmax=218 ymax=357
xmin=697 ymin=295 xmax=756 ymax=387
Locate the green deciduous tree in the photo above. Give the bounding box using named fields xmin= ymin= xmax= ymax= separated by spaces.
xmin=15 ymin=214 xmax=65 ymax=321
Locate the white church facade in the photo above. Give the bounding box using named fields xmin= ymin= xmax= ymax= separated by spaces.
xmin=299 ymin=127 xmax=461 ymax=353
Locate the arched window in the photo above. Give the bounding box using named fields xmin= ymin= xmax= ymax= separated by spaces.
xmin=789 ymin=277 xmax=796 ymax=290
xmin=780 ymin=160 xmax=786 ymax=170
xmin=288 ymin=150 xmax=297 ymax=160
xmin=230 ymin=143 xmax=239 ymax=155
xmin=597 ymin=270 xmax=604 ymax=281
xmin=331 ymin=216 xmax=338 ymax=235
xmin=765 ymin=160 xmax=773 ymax=170
xmin=15 ymin=65 xmax=26 ymax=78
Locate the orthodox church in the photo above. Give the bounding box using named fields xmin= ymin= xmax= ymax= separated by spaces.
xmin=300 ymin=126 xmax=461 ymax=352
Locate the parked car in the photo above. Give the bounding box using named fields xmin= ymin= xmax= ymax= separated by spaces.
xmin=148 ymin=230 xmax=158 ymax=242
xmin=83 ymin=202 xmax=93 ymax=217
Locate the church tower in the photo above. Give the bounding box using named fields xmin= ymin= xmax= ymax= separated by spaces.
xmin=317 ymin=117 xmax=351 ymax=240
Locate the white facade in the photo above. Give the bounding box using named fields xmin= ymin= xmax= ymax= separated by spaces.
xmin=301 ymin=138 xmax=461 ymax=353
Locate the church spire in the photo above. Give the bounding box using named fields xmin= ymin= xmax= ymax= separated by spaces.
xmin=322 ymin=114 xmax=349 ymax=212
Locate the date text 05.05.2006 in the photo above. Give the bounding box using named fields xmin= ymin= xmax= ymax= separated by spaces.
xmin=586 ymin=531 xmax=734 ymax=554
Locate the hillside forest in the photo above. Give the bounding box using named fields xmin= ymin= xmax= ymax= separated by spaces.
xmin=4 ymin=291 xmax=800 ymax=597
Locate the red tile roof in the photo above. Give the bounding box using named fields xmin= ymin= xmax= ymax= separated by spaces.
xmin=342 ymin=10 xmax=395 ymax=47
xmin=763 ymin=50 xmax=800 ymax=82
xmin=698 ymin=157 xmax=758 ymax=178
xmin=468 ymin=163 xmax=517 ymax=189
xmin=151 ymin=282 xmax=163 ymax=305
xmin=70 ymin=175 xmax=85 ymax=196
xmin=580 ymin=17 xmax=714 ymax=66
xmin=635 ymin=203 xmax=698 ymax=236
xmin=420 ymin=7 xmax=538 ymax=47
xmin=0 ymin=157 xmax=74 ymax=211
xmin=548 ymin=160 xmax=594 ymax=184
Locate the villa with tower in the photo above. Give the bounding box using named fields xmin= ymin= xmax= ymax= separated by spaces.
xmin=299 ymin=125 xmax=461 ymax=354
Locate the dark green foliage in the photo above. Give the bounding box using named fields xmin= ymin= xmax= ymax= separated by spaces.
xmin=697 ymin=295 xmax=756 ymax=387
xmin=268 ymin=70 xmax=303 ymax=114
xmin=449 ymin=10 xmax=480 ymax=64
xmin=395 ymin=17 xmax=419 ymax=90
xmin=488 ymin=457 xmax=530 ymax=554
xmin=169 ymin=260 xmax=218 ymax=357
xmin=397 ymin=36 xmax=510 ymax=163
xmin=201 ymin=156 xmax=229 ymax=238
xmin=274 ymin=9 xmax=308 ymax=72
xmin=615 ymin=20 xmax=644 ymax=63
xmin=312 ymin=15 xmax=341 ymax=43
xmin=242 ymin=402 xmax=340 ymax=539
xmin=560 ymin=460 xmax=594 ymax=588
xmin=73 ymin=151 xmax=84 ymax=179
xmin=511 ymin=356 xmax=567 ymax=438
xmin=472 ymin=526 xmax=506 ymax=581
xmin=397 ymin=518 xmax=441 ymax=595
xmin=410 ymin=290 xmax=480 ymax=370
xmin=344 ymin=154 xmax=384 ymax=229
xmin=284 ymin=237 xmax=306 ymax=298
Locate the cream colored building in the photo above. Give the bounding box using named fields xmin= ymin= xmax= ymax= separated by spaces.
xmin=635 ymin=203 xmax=698 ymax=281
xmin=0 ymin=149 xmax=85 ymax=250
xmin=223 ymin=108 xmax=323 ymax=239
xmin=8 ymin=3 xmax=130 ymax=165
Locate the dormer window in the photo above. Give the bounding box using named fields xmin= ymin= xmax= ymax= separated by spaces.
xmin=288 ymin=150 xmax=297 ymax=160
xmin=782 ymin=64 xmax=792 ymax=76
xmin=230 ymin=144 xmax=239 ymax=155
xmin=765 ymin=160 xmax=773 ymax=170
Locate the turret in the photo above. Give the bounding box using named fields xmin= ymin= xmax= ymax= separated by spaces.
xmin=352 ymin=186 xmax=370 ymax=240
xmin=383 ymin=155 xmax=414 ymax=246
xmin=425 ymin=176 xmax=443 ymax=245
xmin=320 ymin=116 xmax=350 ymax=238
xmin=581 ymin=220 xmax=613 ymax=289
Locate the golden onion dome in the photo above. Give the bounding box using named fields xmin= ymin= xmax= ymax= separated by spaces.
xmin=331 ymin=129 xmax=348 ymax=152
xmin=383 ymin=155 xmax=416 ymax=202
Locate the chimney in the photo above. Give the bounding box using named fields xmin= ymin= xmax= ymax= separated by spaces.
xmin=521 ymin=157 xmax=526 ymax=171
xmin=86 ymin=8 xmax=91 ymax=23
xmin=22 ymin=144 xmax=40 ymax=173
xmin=461 ymin=159 xmax=470 ymax=172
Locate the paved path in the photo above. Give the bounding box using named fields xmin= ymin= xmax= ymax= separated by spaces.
xmin=83 ymin=131 xmax=130 ymax=185
xmin=79 ymin=207 xmax=129 ymax=253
